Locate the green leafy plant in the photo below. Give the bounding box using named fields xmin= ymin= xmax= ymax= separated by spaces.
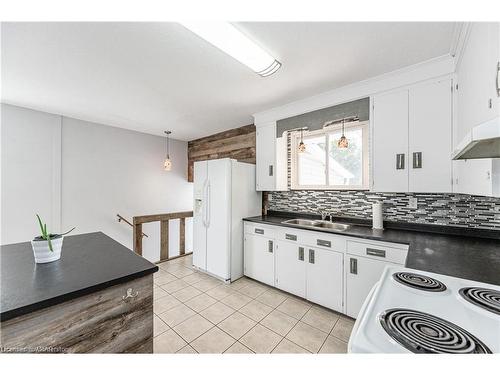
xmin=36 ymin=214 xmax=76 ymax=252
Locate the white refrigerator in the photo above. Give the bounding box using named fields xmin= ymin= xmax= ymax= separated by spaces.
xmin=193 ymin=158 xmax=261 ymax=282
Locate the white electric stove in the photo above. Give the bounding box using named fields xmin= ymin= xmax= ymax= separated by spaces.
xmin=348 ymin=266 xmax=500 ymax=353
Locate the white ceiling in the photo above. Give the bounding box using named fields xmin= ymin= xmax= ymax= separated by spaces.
xmin=1 ymin=22 xmax=456 ymax=141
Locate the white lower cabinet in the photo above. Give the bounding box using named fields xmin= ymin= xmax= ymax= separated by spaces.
xmin=275 ymin=241 xmax=343 ymax=311
xmin=345 ymin=255 xmax=389 ymax=318
xmin=306 ymin=246 xmax=344 ymax=312
xmin=345 ymin=239 xmax=409 ymax=318
xmin=244 ymin=223 xmax=408 ymax=316
xmin=243 ymin=234 xmax=275 ymax=286
xmin=275 ymin=241 xmax=306 ymax=298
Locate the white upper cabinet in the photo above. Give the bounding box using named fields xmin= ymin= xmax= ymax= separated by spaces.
xmin=255 ymin=122 xmax=276 ymax=191
xmin=409 ymin=79 xmax=453 ymax=192
xmin=372 ymin=89 xmax=409 ymax=192
xmin=372 ymin=78 xmax=453 ymax=193
xmin=455 ymin=23 xmax=499 ymax=143
xmin=453 ymin=23 xmax=500 ymax=197
xmin=255 ymin=122 xmax=287 ymax=191
xmin=253 ymin=56 xmax=460 ymax=194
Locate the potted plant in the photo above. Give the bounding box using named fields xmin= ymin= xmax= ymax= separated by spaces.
xmin=31 ymin=214 xmax=75 ymax=264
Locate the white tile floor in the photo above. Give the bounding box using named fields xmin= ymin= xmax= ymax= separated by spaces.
xmin=153 ymin=254 xmax=355 ymax=354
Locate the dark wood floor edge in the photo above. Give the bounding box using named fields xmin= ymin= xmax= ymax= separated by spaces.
xmin=0 ymin=269 xmax=157 ymax=323
xmin=263 ymin=210 xmax=500 ymax=240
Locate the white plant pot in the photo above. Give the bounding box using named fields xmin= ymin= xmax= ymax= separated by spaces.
xmin=31 ymin=236 xmax=63 ymax=264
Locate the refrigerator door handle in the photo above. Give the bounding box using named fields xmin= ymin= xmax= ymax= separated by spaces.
xmin=202 ymin=179 xmax=208 ymax=227
xmin=205 ymin=180 xmax=211 ymax=228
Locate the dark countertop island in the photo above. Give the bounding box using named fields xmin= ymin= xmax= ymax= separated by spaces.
xmin=1 ymin=231 xmax=158 ymax=322
xmin=244 ymin=213 xmax=500 ymax=286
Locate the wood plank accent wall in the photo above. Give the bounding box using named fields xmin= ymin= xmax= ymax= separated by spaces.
xmin=187 ymin=124 xmax=256 ymax=182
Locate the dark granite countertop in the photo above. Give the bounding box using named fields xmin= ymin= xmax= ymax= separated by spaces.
xmin=244 ymin=213 xmax=500 ymax=286
xmin=0 ymin=232 xmax=158 ymax=322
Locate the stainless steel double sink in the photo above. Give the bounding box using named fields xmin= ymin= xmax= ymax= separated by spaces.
xmin=281 ymin=218 xmax=350 ymax=232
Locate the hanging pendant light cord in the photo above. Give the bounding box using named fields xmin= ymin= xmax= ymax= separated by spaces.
xmin=165 ymin=130 xmax=171 ymax=157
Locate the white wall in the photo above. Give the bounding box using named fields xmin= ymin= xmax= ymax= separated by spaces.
xmin=1 ymin=104 xmax=193 ymax=262
xmin=1 ymin=105 xmax=62 ymax=241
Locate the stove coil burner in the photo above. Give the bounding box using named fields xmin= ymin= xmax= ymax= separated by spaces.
xmin=380 ymin=309 xmax=491 ymax=354
xmin=460 ymin=287 xmax=500 ymax=315
xmin=393 ymin=272 xmax=447 ymax=292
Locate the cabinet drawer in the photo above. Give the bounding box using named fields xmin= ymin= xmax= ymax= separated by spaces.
xmin=301 ymin=231 xmax=346 ymax=252
xmin=347 ymin=240 xmax=408 ymax=264
xmin=244 ymin=222 xmax=276 ymax=238
xmin=276 ymin=227 xmax=306 ymax=243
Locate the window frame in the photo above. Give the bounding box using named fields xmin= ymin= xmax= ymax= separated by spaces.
xmin=290 ymin=121 xmax=370 ymax=190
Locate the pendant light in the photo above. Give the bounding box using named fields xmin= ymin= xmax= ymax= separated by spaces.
xmin=337 ymin=118 xmax=349 ymax=149
xmin=164 ymin=130 xmax=172 ymax=171
xmin=298 ymin=128 xmax=306 ymax=153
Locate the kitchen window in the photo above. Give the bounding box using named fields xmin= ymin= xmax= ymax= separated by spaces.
xmin=291 ymin=121 xmax=369 ymax=190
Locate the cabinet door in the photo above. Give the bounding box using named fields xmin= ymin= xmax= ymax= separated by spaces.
xmin=275 ymin=241 xmax=306 ymax=298
xmin=453 ymin=23 xmax=500 ymax=197
xmin=372 ymin=89 xmax=409 ymax=192
xmin=486 ymin=22 xmax=499 ymax=116
xmin=256 ymin=122 xmax=276 ymax=191
xmin=306 ymin=247 xmax=343 ymax=312
xmin=456 ymin=23 xmax=499 ymax=143
xmin=345 ymin=256 xmax=389 ymax=318
xmin=244 ymin=234 xmax=275 ymax=286
xmin=453 ymin=159 xmax=494 ymax=196
xmin=409 ymin=79 xmax=453 ymax=192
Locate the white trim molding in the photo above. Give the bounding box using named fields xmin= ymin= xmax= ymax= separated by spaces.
xmin=450 ymin=22 xmax=472 ymax=70
xmin=253 ymin=54 xmax=455 ymax=126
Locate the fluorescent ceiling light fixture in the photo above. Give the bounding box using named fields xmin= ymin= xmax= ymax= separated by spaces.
xmin=180 ymin=22 xmax=281 ymax=77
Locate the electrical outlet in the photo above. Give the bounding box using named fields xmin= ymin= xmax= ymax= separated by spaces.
xmin=408 ymin=197 xmax=418 ymax=209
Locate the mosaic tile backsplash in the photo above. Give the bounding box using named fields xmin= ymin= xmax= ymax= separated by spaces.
xmin=267 ymin=190 xmax=500 ymax=231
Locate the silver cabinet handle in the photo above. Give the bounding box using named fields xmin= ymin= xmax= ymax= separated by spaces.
xmin=298 ymin=247 xmax=304 ymax=261
xmin=316 ymin=239 xmax=331 ymax=248
xmin=268 ymin=240 xmax=273 ymax=253
xmin=396 ymin=154 xmax=405 ymax=170
xmin=412 ymin=152 xmax=422 ymax=169
xmin=350 ymin=258 xmax=358 ymax=274
xmin=366 ymin=248 xmax=386 ymax=258
xmin=496 ymin=61 xmax=500 ymax=97
xmin=122 ymin=288 xmax=139 ymax=301
xmin=269 ymin=165 xmax=274 ymax=176
xmin=255 ymin=228 xmax=264 ymax=234
xmin=309 ymin=249 xmax=315 ymax=264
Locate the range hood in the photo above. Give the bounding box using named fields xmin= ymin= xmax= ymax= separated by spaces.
xmin=452 ymin=117 xmax=500 ymax=160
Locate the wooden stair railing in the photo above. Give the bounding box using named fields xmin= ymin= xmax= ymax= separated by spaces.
xmin=132 ymin=211 xmax=193 ymax=262
xmin=117 ymin=214 xmax=148 ymax=237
